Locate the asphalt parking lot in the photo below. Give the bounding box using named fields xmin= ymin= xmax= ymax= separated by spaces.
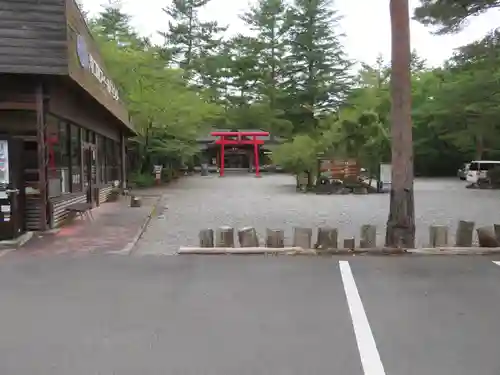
xmin=1 ymin=255 xmax=500 ymax=374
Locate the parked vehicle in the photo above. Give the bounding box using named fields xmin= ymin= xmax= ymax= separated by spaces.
xmin=457 ymin=162 xmax=470 ymax=180
xmin=466 ymin=160 xmax=500 ymax=184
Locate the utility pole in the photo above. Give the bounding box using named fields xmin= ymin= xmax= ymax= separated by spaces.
xmin=385 ymin=0 xmax=415 ymax=248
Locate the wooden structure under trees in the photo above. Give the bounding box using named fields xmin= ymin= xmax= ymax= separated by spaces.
xmin=0 ymin=0 xmax=134 ymax=240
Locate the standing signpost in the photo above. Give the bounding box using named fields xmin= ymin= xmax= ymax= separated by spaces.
xmin=153 ymin=165 xmax=162 ymax=185
xmin=211 ymin=131 xmax=269 ymax=177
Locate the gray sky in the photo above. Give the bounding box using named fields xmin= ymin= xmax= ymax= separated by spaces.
xmin=81 ymin=0 xmax=500 ymax=67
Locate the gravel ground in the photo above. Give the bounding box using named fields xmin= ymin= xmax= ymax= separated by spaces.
xmin=134 ymin=173 xmax=500 ymax=254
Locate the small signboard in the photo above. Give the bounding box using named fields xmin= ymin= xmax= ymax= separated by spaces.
xmin=320 ymin=158 xmax=360 ymax=180
xmin=379 ymin=163 xmax=392 ymax=192
xmin=153 ymin=165 xmax=163 ymax=181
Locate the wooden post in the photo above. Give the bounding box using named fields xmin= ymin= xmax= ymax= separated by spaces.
xmin=293 ymin=227 xmax=312 ymax=249
xmin=216 ymin=226 xmax=234 ymax=247
xmin=455 ymin=220 xmax=474 ymax=247
xmin=199 ymin=229 xmax=214 ymax=248
xmin=343 ymin=238 xmax=355 ymax=249
xmin=385 ymin=0 xmax=415 ymax=248
xmin=36 ymin=82 xmax=48 ymax=231
xmin=315 ymin=227 xmax=338 ymax=249
xmin=238 ymin=227 xmax=259 ymax=247
xmin=429 ymin=225 xmax=448 ymax=247
xmin=360 ymin=225 xmax=377 ymax=248
xmin=266 ymin=229 xmax=284 ymax=248
xmin=477 ymin=226 xmax=499 ymax=247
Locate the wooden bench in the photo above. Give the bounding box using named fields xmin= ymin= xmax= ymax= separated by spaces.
xmin=66 ymin=202 xmax=94 ymax=221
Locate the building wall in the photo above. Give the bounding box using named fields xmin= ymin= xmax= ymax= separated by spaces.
xmin=0 ymin=110 xmax=36 ymax=134
xmin=0 ymin=0 xmax=67 ymax=75
xmin=48 ymin=78 xmax=120 ymax=141
xmin=65 ymin=0 xmax=130 ymax=131
xmin=0 ymin=0 xmax=132 ymax=134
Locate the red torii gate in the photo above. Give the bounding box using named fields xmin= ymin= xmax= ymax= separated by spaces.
xmin=211 ymin=131 xmax=269 ymax=177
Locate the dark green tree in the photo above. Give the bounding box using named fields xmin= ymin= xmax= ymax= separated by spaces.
xmin=414 ymin=0 xmax=500 ymax=34
xmin=223 ymin=35 xmax=262 ymax=106
xmin=283 ymin=0 xmax=352 ymax=133
xmin=90 ymin=0 xmax=148 ymax=48
xmin=159 ymin=0 xmax=226 ymax=78
xmin=241 ymin=0 xmax=288 ymax=108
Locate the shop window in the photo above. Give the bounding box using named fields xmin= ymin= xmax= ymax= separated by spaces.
xmin=83 ymin=129 xmax=95 ymax=144
xmin=96 ymin=134 xmax=106 ymax=184
xmin=59 ymin=122 xmax=71 ymax=193
xmin=46 ymin=117 xmax=72 ymax=197
xmin=106 ymin=138 xmax=116 ymax=182
xmin=113 ymin=140 xmax=120 ymax=181
xmin=70 ymin=124 xmax=82 ymax=192
xmin=117 ymin=139 xmax=122 ymax=182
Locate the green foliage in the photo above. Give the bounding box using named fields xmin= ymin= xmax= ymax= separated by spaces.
xmin=241 ymin=0 xmax=288 ymax=108
xmin=89 ymin=1 xmax=148 ymax=47
xmin=129 ymin=172 xmax=155 ymax=188
xmin=90 ymin=5 xmax=222 ymax=177
xmin=159 ymin=0 xmax=226 ymax=80
xmin=272 ymin=135 xmax=320 ymax=174
xmin=283 ymin=0 xmax=352 ymax=131
xmin=414 ymin=0 xmax=500 ymax=34
xmin=88 ymin=0 xmax=500 ymax=180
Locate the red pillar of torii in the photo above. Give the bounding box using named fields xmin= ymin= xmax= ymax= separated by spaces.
xmin=211 ymin=131 xmax=269 ymax=177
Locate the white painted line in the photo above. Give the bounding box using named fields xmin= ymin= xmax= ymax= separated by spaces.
xmin=493 ymin=261 xmax=500 ymax=266
xmin=339 ymin=261 xmax=386 ymax=375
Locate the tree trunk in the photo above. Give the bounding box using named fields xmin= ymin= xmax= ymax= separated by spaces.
xmin=307 ymin=170 xmax=313 ymax=189
xmin=385 ymin=0 xmax=415 ymax=248
xmin=475 ymin=134 xmax=483 ymax=160
xmin=140 ymin=121 xmax=152 ymax=174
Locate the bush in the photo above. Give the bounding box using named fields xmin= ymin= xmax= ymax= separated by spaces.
xmin=161 ymin=168 xmax=176 ymax=182
xmin=129 ymin=172 xmax=155 ymax=188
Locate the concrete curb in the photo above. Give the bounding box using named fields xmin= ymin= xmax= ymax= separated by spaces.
xmin=177 ymin=247 xmax=407 ymax=255
xmin=110 ymin=195 xmax=164 ymax=255
xmin=177 ymin=246 xmax=500 ymax=256
xmin=177 ymin=247 xmax=315 ymax=255
xmin=0 ymin=231 xmax=35 ymax=257
xmin=408 ymin=247 xmax=500 ymax=255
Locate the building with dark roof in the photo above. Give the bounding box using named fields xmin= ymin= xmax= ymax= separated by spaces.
xmin=0 ymin=0 xmax=133 ymax=239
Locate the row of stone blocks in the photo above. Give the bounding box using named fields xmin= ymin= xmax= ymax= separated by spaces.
xmin=198 ymin=221 xmax=500 ymax=249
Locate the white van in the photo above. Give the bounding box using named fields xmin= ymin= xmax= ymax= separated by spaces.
xmin=466 ymin=160 xmax=500 ymax=183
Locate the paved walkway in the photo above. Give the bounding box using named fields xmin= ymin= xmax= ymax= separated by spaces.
xmin=0 ymin=255 xmax=500 ymax=374
xmin=134 ymin=174 xmax=500 ymax=254
xmin=3 ymin=194 xmax=159 ymax=259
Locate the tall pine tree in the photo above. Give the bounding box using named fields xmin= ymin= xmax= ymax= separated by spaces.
xmin=414 ymin=0 xmax=499 ymax=35
xmin=90 ymin=0 xmax=147 ymax=48
xmin=284 ymin=0 xmax=352 ymax=133
xmin=159 ymin=0 xmax=226 ymax=78
xmin=241 ymin=0 xmax=288 ymax=109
